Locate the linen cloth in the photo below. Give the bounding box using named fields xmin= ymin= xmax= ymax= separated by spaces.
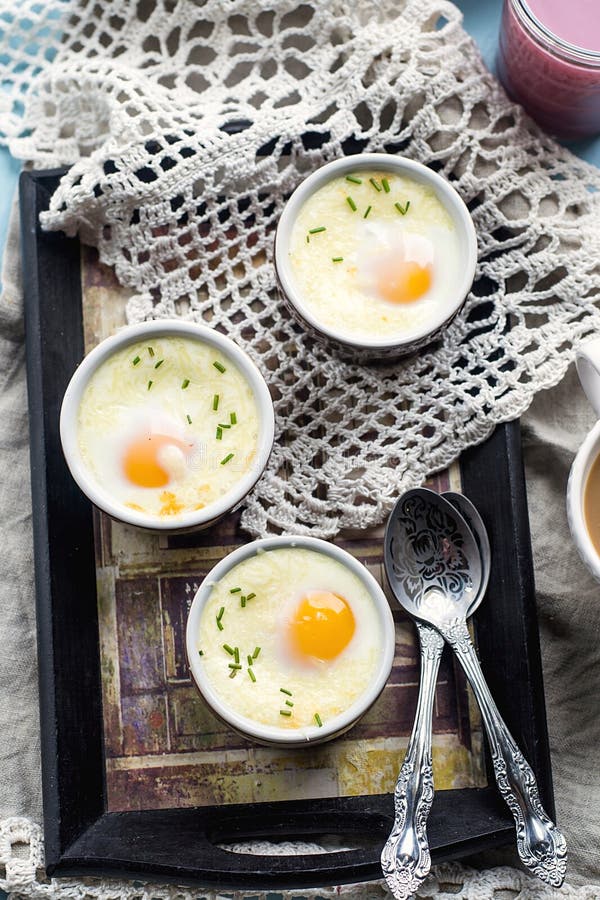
xmin=1 ymin=196 xmax=600 ymax=899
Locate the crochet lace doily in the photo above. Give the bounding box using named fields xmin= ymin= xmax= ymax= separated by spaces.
xmin=2 ymin=0 xmax=600 ymax=538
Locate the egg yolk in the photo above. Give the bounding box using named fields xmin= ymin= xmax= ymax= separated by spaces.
xmin=377 ymin=260 xmax=432 ymax=304
xmin=289 ymin=591 xmax=355 ymax=662
xmin=122 ymin=433 xmax=187 ymax=488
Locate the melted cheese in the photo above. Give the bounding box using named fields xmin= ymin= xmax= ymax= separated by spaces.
xmin=288 ymin=171 xmax=460 ymax=339
xmin=78 ymin=336 xmax=259 ymax=518
xmin=197 ymin=548 xmax=383 ymax=732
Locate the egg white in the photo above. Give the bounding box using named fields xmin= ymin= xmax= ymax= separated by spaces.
xmin=197 ymin=548 xmax=384 ymax=731
xmin=77 ymin=336 xmax=260 ymax=519
xmin=288 ymin=171 xmax=461 ymax=339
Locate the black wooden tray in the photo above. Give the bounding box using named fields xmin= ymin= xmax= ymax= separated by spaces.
xmin=20 ymin=167 xmax=555 ymax=890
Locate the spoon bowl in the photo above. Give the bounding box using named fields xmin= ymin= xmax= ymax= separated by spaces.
xmin=443 ymin=490 xmax=491 ymax=609
xmin=384 ymin=488 xmax=482 ymax=625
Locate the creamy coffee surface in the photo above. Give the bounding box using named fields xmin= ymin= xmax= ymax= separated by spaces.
xmin=584 ymin=451 xmax=600 ymax=555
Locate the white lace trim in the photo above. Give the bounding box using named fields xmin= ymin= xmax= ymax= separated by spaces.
xmin=1 ymin=816 xmax=598 ymax=899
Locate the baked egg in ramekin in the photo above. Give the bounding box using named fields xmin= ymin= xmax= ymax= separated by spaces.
xmin=60 ymin=320 xmax=274 ymax=532
xmin=185 ymin=536 xmax=396 ymax=746
xmin=274 ymin=153 xmax=477 ymax=359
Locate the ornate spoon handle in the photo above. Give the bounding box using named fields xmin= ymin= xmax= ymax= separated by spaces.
xmin=440 ymin=619 xmax=567 ymax=887
xmin=380 ymin=621 xmax=444 ymax=899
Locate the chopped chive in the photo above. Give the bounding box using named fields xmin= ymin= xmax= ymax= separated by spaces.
xmin=309 ymin=226 xmax=327 ymax=235
xmin=285 ymin=699 xmax=294 ymax=707
xmin=240 ymin=596 xmax=247 ymax=608
xmin=230 ymin=587 xmax=242 ymax=594
xmin=148 ymin=346 xmax=155 ymax=357
xmin=306 ymin=234 xmax=310 ymax=243
xmin=154 ymin=358 xmax=164 ymax=369
xmin=280 ymin=709 xmax=292 ymax=717
xmin=147 ymin=380 xmax=153 ymax=391
xmin=369 ymin=177 xmax=382 ymax=192
xmin=216 ymin=618 xmax=224 ymax=631
xmin=280 ymin=687 xmax=293 ymax=697
xmin=332 ymin=256 xmax=343 ymax=263
xmin=314 ymin=713 xmax=323 ymax=727
xmin=253 ymin=646 xmax=261 ymax=659
xmin=218 ymin=423 xmax=231 ymax=429
xmin=363 ymin=204 xmax=372 ymax=219
xmin=395 ymin=200 xmax=410 ymax=215
xmin=246 ymin=592 xmax=256 ymax=601
xmin=198 ymin=649 xmax=204 ymax=656
xmin=229 ymin=668 xmax=237 ymax=678
xmin=186 ymin=414 xmax=192 ymax=424
xmin=248 ymin=667 xmax=256 ymax=682
xmin=181 ymin=378 xmax=190 ymax=389
xmin=223 ymin=643 xmax=235 ymax=656
xmin=216 ymin=426 xmax=223 ymax=440
xmin=382 ymin=177 xmax=391 ymax=193
xmin=247 ymin=654 xmax=254 ymax=666
xmin=132 ymin=355 xmax=141 ymax=366
xmin=230 ymin=412 xmax=237 ymax=425
xmin=221 ymin=453 xmax=234 ymax=465
xmin=216 ymin=606 xmax=225 ymax=622
xmin=213 ymin=361 xmax=226 ymax=373
xmin=228 ymin=663 xmax=242 ymax=670
xmin=213 ymin=394 xmax=219 ymax=410
xmin=346 ymin=195 xmax=357 ymax=211
xmin=345 ymin=175 xmax=362 ymax=185
xmin=234 ymin=647 xmax=240 ymax=664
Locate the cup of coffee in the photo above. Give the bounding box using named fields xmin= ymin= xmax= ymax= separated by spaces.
xmin=567 ymin=338 xmax=600 ymax=580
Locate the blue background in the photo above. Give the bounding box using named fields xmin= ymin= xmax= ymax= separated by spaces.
xmin=0 ymin=2 xmax=598 ymax=894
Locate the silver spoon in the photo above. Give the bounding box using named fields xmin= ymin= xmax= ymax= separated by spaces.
xmin=384 ymin=488 xmax=567 ymax=888
xmin=380 ymin=491 xmax=490 ymax=899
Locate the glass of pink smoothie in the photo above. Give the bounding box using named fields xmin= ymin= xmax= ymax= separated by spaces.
xmin=497 ymin=0 xmax=600 ymax=139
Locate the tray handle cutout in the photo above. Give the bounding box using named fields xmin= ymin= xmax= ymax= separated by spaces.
xmin=208 ymin=808 xmax=390 ymax=856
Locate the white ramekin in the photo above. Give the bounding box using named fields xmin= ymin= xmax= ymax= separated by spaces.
xmin=60 ymin=320 xmax=275 ymax=533
xmin=274 ymin=153 xmax=478 ymax=360
xmin=185 ymin=535 xmax=396 ymax=747
xmin=567 ymin=337 xmax=600 ymax=582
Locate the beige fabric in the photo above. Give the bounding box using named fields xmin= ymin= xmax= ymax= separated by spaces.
xmin=1 ymin=195 xmax=599 ymax=896
xmin=0 ymin=197 xmax=43 ymax=825
xmin=522 ymin=365 xmax=600 ymax=886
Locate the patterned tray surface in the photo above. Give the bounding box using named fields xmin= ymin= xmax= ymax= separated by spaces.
xmin=83 ymin=247 xmax=485 ymax=812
